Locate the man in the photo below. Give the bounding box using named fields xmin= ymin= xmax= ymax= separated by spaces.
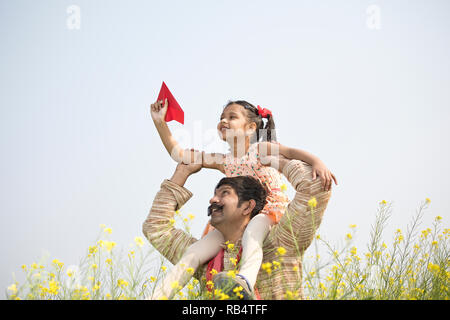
xmin=142 ymin=155 xmax=331 ymax=299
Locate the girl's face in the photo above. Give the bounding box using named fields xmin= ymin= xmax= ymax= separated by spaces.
xmin=217 ymin=104 xmax=256 ymax=141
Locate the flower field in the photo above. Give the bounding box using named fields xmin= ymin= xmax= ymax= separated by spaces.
xmin=6 ymin=199 xmax=448 ymax=300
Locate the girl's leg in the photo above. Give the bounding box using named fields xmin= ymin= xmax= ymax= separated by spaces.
xmin=239 ymin=214 xmax=274 ymax=289
xmin=151 ymin=229 xmax=224 ymax=299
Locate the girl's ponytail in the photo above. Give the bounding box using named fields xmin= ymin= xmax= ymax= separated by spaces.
xmin=263 ymin=113 xmax=277 ymax=142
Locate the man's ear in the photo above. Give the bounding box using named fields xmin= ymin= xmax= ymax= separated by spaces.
xmin=241 ymin=199 xmax=256 ymax=217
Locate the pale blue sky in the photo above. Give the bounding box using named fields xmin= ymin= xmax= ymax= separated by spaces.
xmin=1 ymin=0 xmax=449 ymax=296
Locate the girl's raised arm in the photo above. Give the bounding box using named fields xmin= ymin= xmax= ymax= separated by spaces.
xmin=151 ymin=98 xmax=184 ymax=163
xmin=150 ymin=99 xmax=225 ymax=173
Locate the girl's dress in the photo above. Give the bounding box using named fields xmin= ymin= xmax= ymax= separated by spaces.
xmin=202 ymin=142 xmax=289 ymax=237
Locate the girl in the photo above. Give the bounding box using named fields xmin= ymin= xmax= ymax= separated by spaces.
xmin=150 ymin=99 xmax=337 ymax=299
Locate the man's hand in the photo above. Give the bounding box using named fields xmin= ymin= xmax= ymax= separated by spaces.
xmin=170 ymin=149 xmax=202 ymax=187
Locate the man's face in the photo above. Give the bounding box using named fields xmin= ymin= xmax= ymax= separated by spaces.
xmin=208 ymin=184 xmax=243 ymax=228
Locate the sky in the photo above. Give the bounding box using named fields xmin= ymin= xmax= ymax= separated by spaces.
xmin=1 ymin=0 xmax=449 ymax=296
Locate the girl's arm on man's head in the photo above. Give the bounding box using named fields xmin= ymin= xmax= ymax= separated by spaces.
xmin=257 ymin=141 xmax=318 ymax=164
xmin=258 ymin=142 xmax=337 ymax=191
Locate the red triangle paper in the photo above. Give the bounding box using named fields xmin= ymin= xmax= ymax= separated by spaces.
xmin=157 ymin=81 xmax=184 ymax=124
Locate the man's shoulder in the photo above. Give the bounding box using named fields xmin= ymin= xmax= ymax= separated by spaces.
xmin=159 ymin=179 xmax=193 ymax=208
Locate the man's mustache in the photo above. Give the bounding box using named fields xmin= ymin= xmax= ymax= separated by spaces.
xmin=207 ymin=203 xmax=223 ymax=216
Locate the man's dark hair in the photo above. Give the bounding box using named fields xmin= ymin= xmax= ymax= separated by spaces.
xmin=215 ymin=175 xmax=267 ymax=219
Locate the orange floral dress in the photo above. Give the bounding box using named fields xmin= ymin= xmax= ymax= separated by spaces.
xmin=202 ymin=142 xmax=289 ymax=237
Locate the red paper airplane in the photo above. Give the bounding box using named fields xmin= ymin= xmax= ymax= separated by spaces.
xmin=157 ymin=81 xmax=184 ymax=124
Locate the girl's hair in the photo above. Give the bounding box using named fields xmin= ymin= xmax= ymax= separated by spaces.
xmin=224 ymin=100 xmax=277 ymax=142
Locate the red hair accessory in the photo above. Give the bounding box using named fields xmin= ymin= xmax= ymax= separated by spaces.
xmin=257 ymin=105 xmax=272 ymax=118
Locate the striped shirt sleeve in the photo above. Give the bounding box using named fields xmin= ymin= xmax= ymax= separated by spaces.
xmin=142 ymin=179 xmax=198 ymax=265
xmin=268 ymin=160 xmax=332 ymax=254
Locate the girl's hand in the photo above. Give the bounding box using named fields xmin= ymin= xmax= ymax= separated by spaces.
xmin=150 ymin=98 xmax=168 ymax=123
xmin=182 ymin=148 xmax=203 ymax=166
xmin=312 ymin=160 xmax=338 ymax=191
xmin=175 ymin=157 xmax=202 ymax=175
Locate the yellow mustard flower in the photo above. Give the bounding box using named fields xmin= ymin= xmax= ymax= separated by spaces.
xmin=233 ymin=286 xmax=243 ymax=293
xmin=171 ymin=281 xmax=180 ymax=289
xmin=88 ymin=246 xmax=98 ymax=255
xmin=308 ymin=197 xmax=317 ymax=208
xmin=233 ymin=286 xmax=244 ymax=299
xmin=277 ymin=246 xmax=287 ymax=256
xmin=186 ymin=267 xmax=195 ymax=274
xmin=117 ymin=279 xmax=129 ymax=288
xmin=210 ymin=268 xmax=218 ymax=276
xmin=103 ymin=241 xmax=116 ymax=252
xmin=48 ymin=279 xmax=59 ymax=295
xmin=262 ymin=262 xmax=272 ymax=275
xmin=206 ymin=280 xmax=214 ymax=289
xmin=134 ymin=236 xmax=144 ymax=248
xmin=427 ymin=263 xmax=440 ymax=274
xmin=285 ymin=290 xmax=298 ymax=299
xmin=52 ymin=259 xmax=64 ymax=269
xmin=7 ymin=284 xmax=17 ymax=294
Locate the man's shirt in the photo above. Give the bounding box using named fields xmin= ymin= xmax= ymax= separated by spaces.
xmin=142 ymin=160 xmax=331 ymax=299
